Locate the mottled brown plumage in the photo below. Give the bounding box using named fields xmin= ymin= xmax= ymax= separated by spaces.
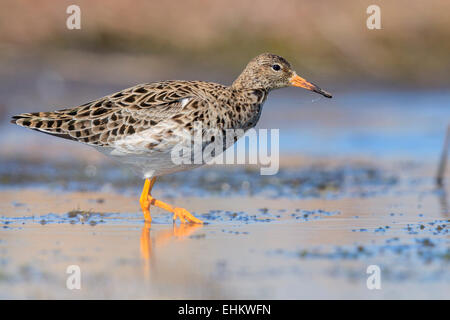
xmin=12 ymin=80 xmax=268 ymax=147
xmin=11 ymin=52 xmax=332 ymax=224
xmin=12 ymin=53 xmax=331 ymax=178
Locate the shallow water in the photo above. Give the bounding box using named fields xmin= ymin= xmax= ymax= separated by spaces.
xmin=0 ymin=184 xmax=448 ymax=299
xmin=265 ymin=89 xmax=450 ymax=159
xmin=0 ymin=88 xmax=449 ymax=299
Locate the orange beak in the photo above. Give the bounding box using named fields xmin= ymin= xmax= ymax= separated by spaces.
xmin=289 ymin=74 xmax=332 ymax=98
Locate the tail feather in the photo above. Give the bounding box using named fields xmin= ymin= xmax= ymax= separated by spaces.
xmin=11 ymin=106 xmax=119 ymax=146
xmin=11 ymin=111 xmax=77 ymax=142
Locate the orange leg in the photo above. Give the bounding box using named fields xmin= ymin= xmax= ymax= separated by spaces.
xmin=139 ymin=178 xmax=156 ymax=222
xmin=140 ymin=177 xmax=203 ymax=224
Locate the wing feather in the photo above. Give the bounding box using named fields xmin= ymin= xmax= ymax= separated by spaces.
xmin=11 ymin=81 xmax=209 ymax=146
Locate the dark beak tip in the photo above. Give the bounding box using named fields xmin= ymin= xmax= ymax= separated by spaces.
xmin=319 ymin=89 xmax=332 ymax=99
xmin=316 ymin=88 xmax=332 ymax=99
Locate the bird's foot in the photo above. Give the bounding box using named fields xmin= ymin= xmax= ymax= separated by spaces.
xmin=172 ymin=207 xmax=203 ymax=224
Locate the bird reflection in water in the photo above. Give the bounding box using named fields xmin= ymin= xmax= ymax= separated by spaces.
xmin=140 ymin=222 xmax=203 ymax=279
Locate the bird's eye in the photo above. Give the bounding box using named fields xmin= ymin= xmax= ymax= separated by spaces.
xmin=272 ymin=64 xmax=281 ymax=71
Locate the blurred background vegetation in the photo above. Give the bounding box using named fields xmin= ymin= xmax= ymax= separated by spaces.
xmin=1 ymin=0 xmax=449 ymax=88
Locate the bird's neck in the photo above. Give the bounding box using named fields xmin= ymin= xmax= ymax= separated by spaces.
xmin=231 ymin=72 xmax=268 ymax=91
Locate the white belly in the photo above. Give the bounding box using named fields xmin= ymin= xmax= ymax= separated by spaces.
xmin=100 ymin=148 xmax=203 ymax=178
xmin=93 ymin=124 xmax=239 ymax=178
xmin=94 ymin=126 xmax=204 ymax=178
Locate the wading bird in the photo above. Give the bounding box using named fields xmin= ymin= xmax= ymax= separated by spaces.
xmin=12 ymin=53 xmax=332 ymax=224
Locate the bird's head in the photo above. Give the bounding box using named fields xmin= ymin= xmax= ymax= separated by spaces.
xmin=232 ymin=53 xmax=332 ymax=98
